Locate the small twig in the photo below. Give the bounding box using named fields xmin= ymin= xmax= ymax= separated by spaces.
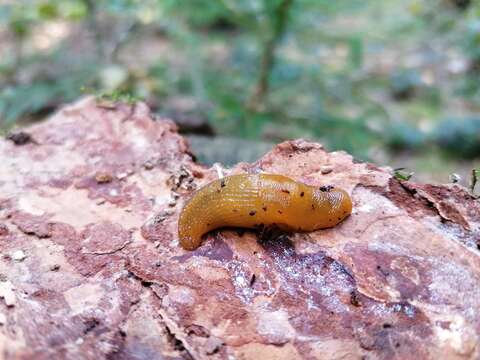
xmin=82 ymin=0 xmax=103 ymax=61
xmin=214 ymin=163 xmax=225 ymax=179
xmin=109 ymin=20 xmax=138 ymax=62
xmin=247 ymin=0 xmax=294 ymax=112
xmin=470 ymin=168 xmax=479 ymax=195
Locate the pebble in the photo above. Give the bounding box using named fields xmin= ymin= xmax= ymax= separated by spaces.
xmin=12 ymin=250 xmax=26 ymax=262
xmin=95 ymin=172 xmax=113 ymax=184
xmin=204 ymin=337 xmax=224 ymax=355
xmin=143 ymin=160 xmax=155 ymax=170
xmin=116 ymin=172 xmax=129 ymax=180
xmin=320 ymin=165 xmax=333 ymax=174
xmin=50 ymin=264 xmax=61 ymax=271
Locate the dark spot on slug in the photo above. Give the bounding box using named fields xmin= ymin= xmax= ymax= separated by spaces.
xmin=311 ymin=204 xmax=315 ymax=210
xmin=220 ymin=179 xmax=226 ymax=187
xmin=232 ymin=209 xmax=238 ymax=213
xmin=338 ymin=217 xmax=341 ymax=220
xmin=249 ymin=210 xmax=256 ymax=216
xmin=278 ymin=210 xmax=283 ymax=214
xmin=262 ymin=206 xmax=267 ymax=211
xmin=319 ymin=185 xmax=334 ymax=192
xmin=300 ymin=191 xmax=304 ymax=197
xmin=281 ymin=189 xmax=290 ymax=194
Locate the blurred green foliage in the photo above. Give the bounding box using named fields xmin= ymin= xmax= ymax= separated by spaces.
xmin=393 ymin=168 xmax=414 ymax=181
xmin=1 ymin=0 xmax=480 ymax=162
xmin=435 ymin=117 xmax=480 ymax=158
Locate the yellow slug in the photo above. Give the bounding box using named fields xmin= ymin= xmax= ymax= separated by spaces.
xmin=178 ymin=174 xmax=352 ymax=250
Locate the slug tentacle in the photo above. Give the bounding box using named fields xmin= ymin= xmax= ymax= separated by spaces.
xmin=178 ymin=174 xmax=352 ymax=250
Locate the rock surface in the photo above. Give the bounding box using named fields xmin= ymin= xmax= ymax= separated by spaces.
xmin=0 ymin=98 xmax=479 ymax=360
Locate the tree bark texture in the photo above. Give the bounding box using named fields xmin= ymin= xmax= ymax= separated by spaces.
xmin=0 ymin=98 xmax=479 ymax=359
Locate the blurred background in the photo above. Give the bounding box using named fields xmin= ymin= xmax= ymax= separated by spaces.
xmin=1 ymin=0 xmax=480 ymax=185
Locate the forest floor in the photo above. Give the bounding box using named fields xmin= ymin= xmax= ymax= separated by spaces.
xmin=2 ymin=9 xmax=479 ymax=188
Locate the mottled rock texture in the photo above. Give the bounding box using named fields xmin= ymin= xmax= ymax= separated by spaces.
xmin=0 ymin=98 xmax=479 ymax=360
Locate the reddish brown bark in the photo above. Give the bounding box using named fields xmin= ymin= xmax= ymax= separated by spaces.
xmin=0 ymin=98 xmax=479 ymax=359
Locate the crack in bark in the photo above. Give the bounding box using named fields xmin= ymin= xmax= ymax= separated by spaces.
xmin=82 ymin=239 xmax=132 ymax=255
xmin=397 ymin=180 xmax=470 ymax=229
xmin=164 ymin=322 xmax=195 ymax=360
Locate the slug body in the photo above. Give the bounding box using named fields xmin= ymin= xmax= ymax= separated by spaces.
xmin=178 ymin=174 xmax=352 ymax=250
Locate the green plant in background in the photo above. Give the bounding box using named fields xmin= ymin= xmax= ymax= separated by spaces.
xmin=0 ymin=73 xmax=90 ymax=128
xmin=0 ymin=0 xmax=147 ymax=128
xmin=393 ymin=168 xmax=414 ymax=181
xmin=471 ymin=168 xmax=480 ymax=195
xmin=1 ymin=0 xmax=480 ymax=170
xmin=385 ymin=121 xmax=426 ymax=152
xmin=434 ymin=117 xmax=480 ymax=158
xmin=80 ymin=87 xmax=141 ymax=105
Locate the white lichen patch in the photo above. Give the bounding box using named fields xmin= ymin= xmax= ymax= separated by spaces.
xmin=0 ymin=281 xmax=16 ymax=307
xmin=0 ymin=143 xmax=84 ymax=196
xmin=165 ymin=285 xmax=196 ymax=306
xmin=256 ymin=310 xmax=295 ymax=344
xmin=11 ymin=250 xmax=26 ymax=262
xmin=30 ymin=186 xmax=144 ymax=230
xmin=352 ymin=188 xmax=401 ymax=216
xmin=127 ymin=173 xmax=173 ymax=209
xmin=64 ymin=283 xmax=104 ymax=316
xmin=18 ymin=197 xmax=46 ymax=216
xmin=30 ymin=239 xmax=82 ymax=290
xmin=427 ymin=258 xmax=480 ymax=311
xmin=194 ymin=264 xmax=229 ymax=282
xmin=434 ymin=314 xmax=479 ymax=356
xmin=423 ymin=216 xmax=479 ymax=252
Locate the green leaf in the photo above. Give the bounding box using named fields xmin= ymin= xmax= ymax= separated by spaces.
xmin=393 ymin=168 xmax=414 ymax=181
xmin=37 ymin=2 xmax=58 ymax=19
xmin=470 ymin=168 xmax=480 ymax=194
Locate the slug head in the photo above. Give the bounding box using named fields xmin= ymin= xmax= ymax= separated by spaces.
xmin=311 ymin=186 xmax=352 ymax=228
